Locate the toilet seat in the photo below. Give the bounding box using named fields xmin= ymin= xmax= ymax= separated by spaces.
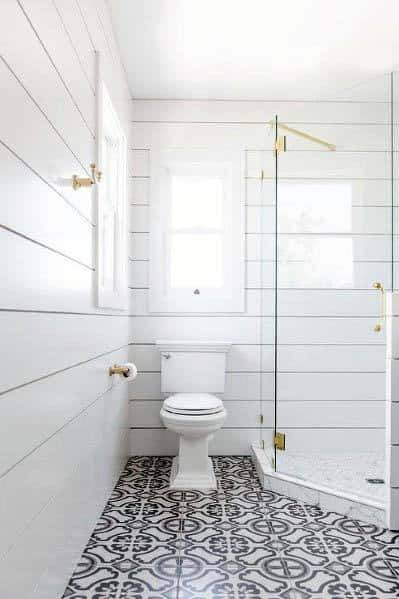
xmin=163 ymin=393 xmax=224 ymax=416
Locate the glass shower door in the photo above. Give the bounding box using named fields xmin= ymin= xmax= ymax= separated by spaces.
xmin=272 ymin=103 xmax=392 ymax=500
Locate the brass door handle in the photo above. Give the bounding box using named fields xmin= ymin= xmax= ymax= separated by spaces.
xmin=372 ymin=281 xmax=385 ymax=332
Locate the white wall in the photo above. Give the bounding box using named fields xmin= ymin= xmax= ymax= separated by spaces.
xmin=128 ymin=98 xmax=390 ymax=456
xmin=0 ymin=2 xmax=131 ymax=597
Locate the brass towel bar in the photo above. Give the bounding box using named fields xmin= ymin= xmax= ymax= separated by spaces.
xmin=269 ymin=120 xmax=336 ymax=151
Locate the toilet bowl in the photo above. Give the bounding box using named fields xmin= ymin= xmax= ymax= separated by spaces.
xmin=156 ymin=341 xmax=231 ymax=490
xmin=160 ymin=393 xmax=226 ymax=489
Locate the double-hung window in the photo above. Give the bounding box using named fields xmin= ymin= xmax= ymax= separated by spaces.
xmin=149 ymin=149 xmax=244 ymax=313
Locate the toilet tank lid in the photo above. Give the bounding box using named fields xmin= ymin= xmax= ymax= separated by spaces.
xmin=155 ymin=340 xmax=231 ymax=353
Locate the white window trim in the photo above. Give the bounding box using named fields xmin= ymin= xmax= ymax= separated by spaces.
xmin=95 ymin=54 xmax=128 ymax=310
xmin=149 ymin=149 xmax=245 ymax=313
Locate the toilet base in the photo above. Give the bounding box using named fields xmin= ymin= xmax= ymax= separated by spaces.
xmin=169 ymin=456 xmax=217 ymax=490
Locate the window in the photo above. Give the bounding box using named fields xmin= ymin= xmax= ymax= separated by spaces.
xmin=149 ymin=149 xmax=244 ymax=312
xmin=96 ymin=63 xmax=127 ymax=309
xmin=278 ymin=182 xmax=355 ymax=288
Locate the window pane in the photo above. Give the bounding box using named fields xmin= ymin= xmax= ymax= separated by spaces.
xmin=278 ymin=183 xmax=353 ymax=233
xmin=279 ymin=237 xmax=354 ymax=288
xmin=171 ymin=175 xmax=223 ymax=229
xmin=170 ymin=234 xmax=223 ymax=288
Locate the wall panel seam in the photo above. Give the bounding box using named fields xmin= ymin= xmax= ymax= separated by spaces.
xmin=0 ymin=223 xmax=93 ymax=271
xmin=52 ymin=0 xmax=95 ymax=93
xmin=16 ymin=0 xmax=95 ymax=137
xmin=0 ymin=379 xmax=126 ymax=480
xmin=0 ymin=307 xmax=129 ymax=317
xmin=0 ymin=55 xmax=92 ymax=174
xmin=0 ymin=139 xmax=93 ymax=226
xmin=0 ymin=344 xmax=129 ymax=398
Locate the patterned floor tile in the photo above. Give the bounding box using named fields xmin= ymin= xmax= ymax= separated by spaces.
xmin=63 ymin=456 xmax=399 ymax=599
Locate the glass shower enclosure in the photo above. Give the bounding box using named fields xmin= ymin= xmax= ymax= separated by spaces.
xmin=260 ymin=74 xmax=394 ymax=506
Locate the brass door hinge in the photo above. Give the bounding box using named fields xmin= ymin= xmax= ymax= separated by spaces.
xmin=260 ymin=414 xmax=264 ymax=425
xmin=274 ymin=432 xmax=286 ymax=451
xmin=261 ymin=439 xmax=265 ymax=449
xmin=274 ymin=135 xmax=287 ymax=153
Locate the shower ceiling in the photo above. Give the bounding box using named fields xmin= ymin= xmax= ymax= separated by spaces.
xmin=109 ymin=0 xmax=399 ymax=101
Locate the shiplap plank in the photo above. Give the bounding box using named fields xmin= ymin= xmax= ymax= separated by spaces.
xmin=275 ymin=317 xmax=384 ymax=345
xmin=278 ymin=400 xmax=384 ymax=428
xmin=0 ymin=312 xmax=128 ymax=394
xmin=53 ymin=0 xmax=96 ymax=91
xmin=130 ymin=316 xmax=264 ymax=344
xmin=0 ymin=56 xmax=93 ymax=222
xmin=0 ymin=142 xmax=92 ymax=266
xmin=0 ymin=228 xmax=95 ymax=312
xmin=0 ymin=347 xmax=127 ymax=477
xmin=0 ymin=383 xmax=128 ymax=598
xmin=278 ymin=372 xmax=384 ymax=401
xmin=18 ymin=0 xmax=95 ymax=133
xmin=132 ymin=100 xmax=389 ymax=124
xmin=277 ymin=345 xmax=385 ymax=373
xmin=0 ymin=0 xmax=94 ymax=169
xmin=131 ymin=122 xmax=391 ymax=151
xmin=276 ymin=151 xmax=389 ymax=179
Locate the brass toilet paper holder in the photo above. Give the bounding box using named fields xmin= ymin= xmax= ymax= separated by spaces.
xmin=109 ymin=364 xmax=131 ymax=377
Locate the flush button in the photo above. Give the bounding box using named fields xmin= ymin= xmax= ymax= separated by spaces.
xmin=193 ymin=289 xmax=200 ymax=295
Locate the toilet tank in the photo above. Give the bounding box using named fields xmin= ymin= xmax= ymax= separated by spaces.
xmin=156 ymin=341 xmax=231 ymax=393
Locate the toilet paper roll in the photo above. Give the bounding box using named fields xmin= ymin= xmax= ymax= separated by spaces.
xmin=122 ymin=362 xmax=138 ymax=381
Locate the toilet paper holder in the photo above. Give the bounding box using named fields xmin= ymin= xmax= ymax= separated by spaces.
xmin=109 ymin=364 xmax=131 ymax=377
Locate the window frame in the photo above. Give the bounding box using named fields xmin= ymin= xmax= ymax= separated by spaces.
xmin=96 ymin=54 xmax=128 ymax=310
xmin=149 ymin=149 xmax=245 ymax=313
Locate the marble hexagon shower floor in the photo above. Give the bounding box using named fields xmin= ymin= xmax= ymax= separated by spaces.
xmin=63 ymin=456 xmax=399 ymax=599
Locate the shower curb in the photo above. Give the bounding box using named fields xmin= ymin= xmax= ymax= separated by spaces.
xmin=251 ymin=444 xmax=387 ymax=528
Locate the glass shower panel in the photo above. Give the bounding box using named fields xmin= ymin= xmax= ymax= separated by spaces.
xmin=245 ymin=143 xmax=276 ymax=455
xmin=272 ymin=80 xmax=392 ymax=500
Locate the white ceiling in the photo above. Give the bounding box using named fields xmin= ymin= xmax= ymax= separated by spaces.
xmin=109 ymin=0 xmax=399 ymax=101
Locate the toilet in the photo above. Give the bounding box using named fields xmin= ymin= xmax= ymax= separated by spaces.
xmin=157 ymin=340 xmax=231 ymax=490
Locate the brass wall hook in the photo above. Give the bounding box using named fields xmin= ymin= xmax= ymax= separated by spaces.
xmin=72 ymin=163 xmax=102 ymax=190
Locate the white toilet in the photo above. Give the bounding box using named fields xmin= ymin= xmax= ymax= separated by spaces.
xmin=157 ymin=340 xmax=231 ymax=490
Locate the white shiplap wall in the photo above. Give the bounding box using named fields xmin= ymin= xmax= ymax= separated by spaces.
xmin=128 ymin=98 xmax=391 ymax=457
xmin=0 ymin=2 xmax=131 ymax=597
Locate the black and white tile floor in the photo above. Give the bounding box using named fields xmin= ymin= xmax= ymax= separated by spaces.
xmin=63 ymin=456 xmax=399 ymax=599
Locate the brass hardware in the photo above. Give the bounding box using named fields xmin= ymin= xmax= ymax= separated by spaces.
xmin=261 ymin=439 xmax=265 ymax=450
xmin=274 ymin=432 xmax=286 ymax=451
xmin=109 ymin=364 xmax=131 ymax=377
xmin=269 ymin=120 xmax=336 ymax=151
xmin=275 ymin=135 xmax=287 ymax=153
xmin=372 ymin=281 xmax=385 ymax=332
xmin=260 ymin=414 xmax=264 ymax=425
xmin=72 ymin=163 xmax=102 ymax=190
